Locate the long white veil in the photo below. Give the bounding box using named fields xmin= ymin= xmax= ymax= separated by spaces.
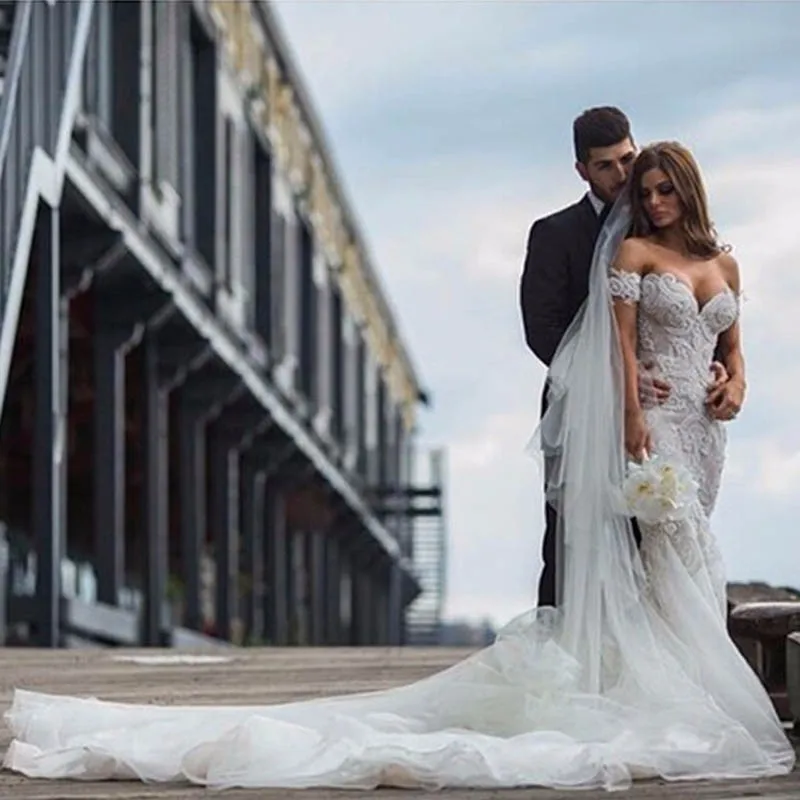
xmin=2 ymin=193 xmax=794 ymax=790
xmin=535 ymin=192 xmax=645 ymax=690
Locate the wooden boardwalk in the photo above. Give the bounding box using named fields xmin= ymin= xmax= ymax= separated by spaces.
xmin=0 ymin=646 xmax=797 ymax=799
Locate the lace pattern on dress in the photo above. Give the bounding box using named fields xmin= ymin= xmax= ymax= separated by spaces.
xmin=609 ymin=268 xmax=642 ymax=305
xmin=635 ymin=272 xmax=740 ymax=620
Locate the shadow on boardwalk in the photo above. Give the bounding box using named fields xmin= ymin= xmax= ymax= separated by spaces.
xmin=0 ymin=647 xmax=797 ymax=799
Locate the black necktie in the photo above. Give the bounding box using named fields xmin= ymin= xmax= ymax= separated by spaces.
xmin=598 ymin=203 xmax=611 ymax=227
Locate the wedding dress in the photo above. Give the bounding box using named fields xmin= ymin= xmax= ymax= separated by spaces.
xmin=3 ymin=197 xmax=794 ymax=790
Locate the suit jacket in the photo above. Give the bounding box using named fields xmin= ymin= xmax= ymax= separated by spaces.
xmin=520 ymin=194 xmax=601 ymax=371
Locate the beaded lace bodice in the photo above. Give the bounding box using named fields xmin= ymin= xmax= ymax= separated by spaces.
xmin=610 ymin=270 xmax=739 ymax=395
xmin=609 ymin=268 xmax=740 ymax=617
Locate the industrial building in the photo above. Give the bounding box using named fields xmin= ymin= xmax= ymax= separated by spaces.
xmin=0 ymin=0 xmax=445 ymax=648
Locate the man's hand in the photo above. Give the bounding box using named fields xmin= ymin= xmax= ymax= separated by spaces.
xmin=707 ymin=373 xmax=745 ymax=422
xmin=638 ymin=361 xmax=670 ymax=409
xmin=707 ymin=361 xmax=728 ymax=394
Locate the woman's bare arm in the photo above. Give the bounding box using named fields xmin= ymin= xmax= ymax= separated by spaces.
xmin=610 ymin=239 xmax=652 ymax=459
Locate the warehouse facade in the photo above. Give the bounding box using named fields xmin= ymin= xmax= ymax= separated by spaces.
xmin=0 ymin=0 xmax=444 ymax=648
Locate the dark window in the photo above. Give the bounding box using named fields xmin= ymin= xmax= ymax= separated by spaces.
xmin=109 ymin=0 xmax=141 ymax=170
xmin=355 ymin=337 xmax=366 ymax=477
xmin=330 ymin=285 xmax=344 ymax=441
xmin=83 ymin=0 xmax=112 ymax=126
xmin=150 ymin=1 xmax=180 ymax=190
xmin=298 ymin=217 xmax=317 ymax=405
xmin=270 ymin=212 xmax=287 ymax=361
xmin=220 ymin=115 xmax=235 ymax=292
xmin=190 ymin=11 xmax=216 ymax=266
xmin=394 ymin=408 xmax=405 ymax=489
xmin=254 ymin=142 xmax=273 ymax=349
xmin=376 ymin=377 xmax=387 ymax=488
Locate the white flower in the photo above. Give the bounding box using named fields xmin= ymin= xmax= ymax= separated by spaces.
xmin=623 ymin=455 xmax=698 ymax=524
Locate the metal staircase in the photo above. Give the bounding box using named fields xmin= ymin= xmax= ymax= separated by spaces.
xmin=0 ymin=0 xmax=95 ymax=421
xmin=405 ymin=448 xmax=448 ymax=645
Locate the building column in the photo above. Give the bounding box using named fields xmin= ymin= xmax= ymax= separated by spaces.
xmin=324 ymin=536 xmax=342 ymax=645
xmin=265 ymin=485 xmax=289 ymax=645
xmin=250 ymin=471 xmax=268 ymax=643
xmin=32 ymin=203 xmax=66 ymax=647
xmin=178 ymin=396 xmax=205 ymax=631
xmin=89 ymin=264 xmax=177 ymax=626
xmin=208 ymin=423 xmax=238 ymax=642
xmin=92 ymin=317 xmax=129 ymax=608
xmin=239 ymin=459 xmax=268 ymax=644
xmin=308 ymin=529 xmax=326 ymax=645
xmin=176 ymin=363 xmax=240 ymax=634
xmin=141 ymin=330 xmax=169 ymax=646
xmin=339 ymin=550 xmax=353 ymax=645
xmin=351 ymin=567 xmax=373 ymax=645
xmin=387 ymin=561 xmax=403 ymax=646
xmin=289 ymin=530 xmax=306 ymax=645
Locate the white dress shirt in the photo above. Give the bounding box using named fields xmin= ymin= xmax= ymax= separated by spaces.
xmin=587 ymin=189 xmax=605 ymax=216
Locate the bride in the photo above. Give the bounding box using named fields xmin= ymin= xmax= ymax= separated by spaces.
xmin=3 ymin=142 xmax=795 ymax=791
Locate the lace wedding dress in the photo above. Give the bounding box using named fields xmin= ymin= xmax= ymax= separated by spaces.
xmin=609 ymin=268 xmax=734 ymax=622
xmin=3 ymin=212 xmax=795 ymax=790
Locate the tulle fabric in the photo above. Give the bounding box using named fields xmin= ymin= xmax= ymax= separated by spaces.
xmin=3 ymin=195 xmax=795 ymax=790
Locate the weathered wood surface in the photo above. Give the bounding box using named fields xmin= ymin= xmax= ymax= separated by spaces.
xmin=0 ymin=646 xmax=797 ymax=799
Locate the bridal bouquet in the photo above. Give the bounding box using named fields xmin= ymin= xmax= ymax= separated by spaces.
xmin=623 ymin=455 xmax=698 ymax=524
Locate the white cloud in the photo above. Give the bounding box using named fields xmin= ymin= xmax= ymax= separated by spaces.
xmin=753 ymin=441 xmax=800 ymax=497
xmin=688 ymin=106 xmax=800 ymax=156
xmin=270 ymin=1 xmax=536 ymax=116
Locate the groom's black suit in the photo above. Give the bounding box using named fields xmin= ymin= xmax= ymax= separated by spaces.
xmin=520 ymin=194 xmax=641 ymax=607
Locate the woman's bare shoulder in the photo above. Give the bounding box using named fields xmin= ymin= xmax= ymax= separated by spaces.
xmin=614 ymin=237 xmax=655 ymax=274
xmin=717 ymin=250 xmax=741 ymax=292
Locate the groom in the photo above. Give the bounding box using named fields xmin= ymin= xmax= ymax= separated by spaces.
xmin=521 ymin=107 xmax=649 ymax=607
xmin=521 ymin=106 xmax=732 ymax=607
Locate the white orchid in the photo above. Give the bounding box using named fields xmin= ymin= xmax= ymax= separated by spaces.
xmin=623 ymin=456 xmax=698 ymax=524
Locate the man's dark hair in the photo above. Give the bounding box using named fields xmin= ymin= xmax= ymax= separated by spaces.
xmin=573 ymin=106 xmax=632 ymax=165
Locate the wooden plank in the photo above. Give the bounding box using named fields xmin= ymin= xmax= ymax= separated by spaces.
xmin=0 ymin=647 xmax=797 ymax=798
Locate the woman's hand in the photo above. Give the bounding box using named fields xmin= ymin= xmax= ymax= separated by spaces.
xmin=625 ymin=407 xmax=652 ymax=462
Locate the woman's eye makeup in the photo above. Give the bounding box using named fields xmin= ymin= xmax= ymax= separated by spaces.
xmin=640 ymin=181 xmax=675 ymax=199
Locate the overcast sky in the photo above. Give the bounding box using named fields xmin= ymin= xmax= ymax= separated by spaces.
xmin=272 ymin=0 xmax=800 ymax=627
